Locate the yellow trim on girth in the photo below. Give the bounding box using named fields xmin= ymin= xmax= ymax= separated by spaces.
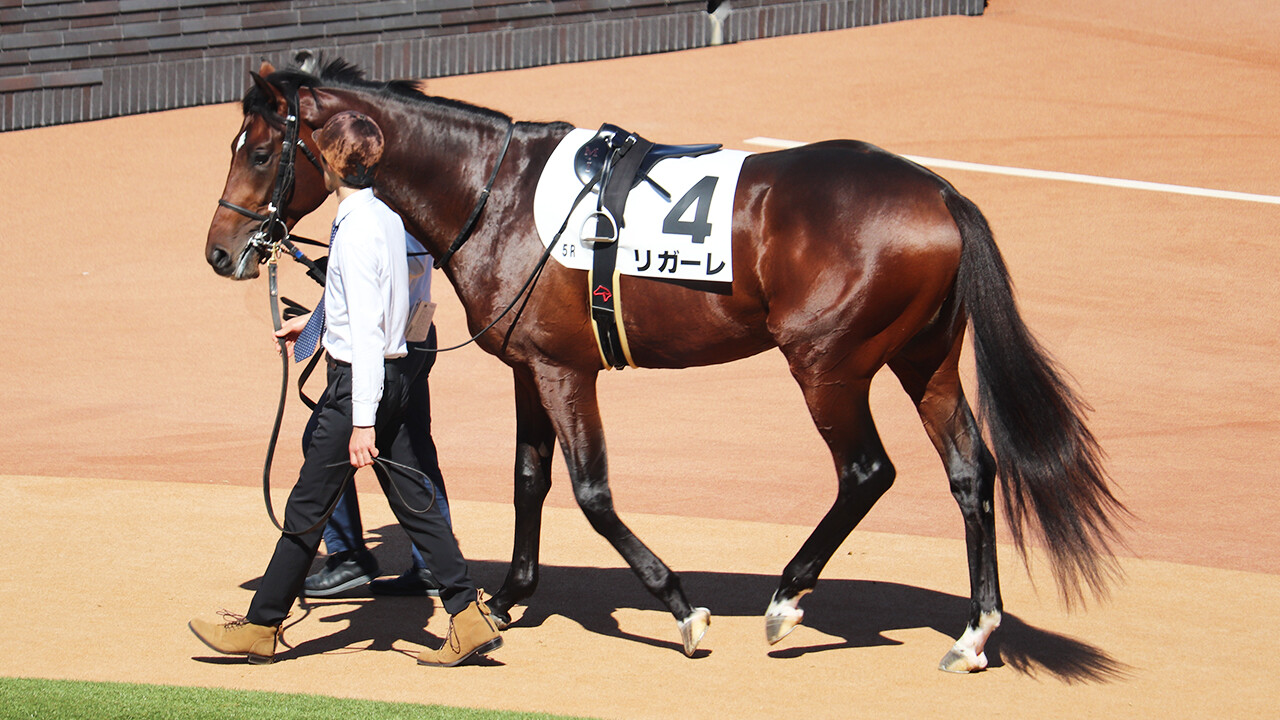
xmin=586 ymin=267 xmax=638 ymax=371
xmin=613 ymin=269 xmax=637 ymax=369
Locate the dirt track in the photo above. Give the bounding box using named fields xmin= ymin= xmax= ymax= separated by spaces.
xmin=2 ymin=0 xmax=1278 ymax=717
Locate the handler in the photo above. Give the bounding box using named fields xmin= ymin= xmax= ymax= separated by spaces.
xmin=189 ymin=111 xmax=502 ymax=667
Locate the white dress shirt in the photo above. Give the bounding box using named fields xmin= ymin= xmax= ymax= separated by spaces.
xmin=321 ymin=188 xmax=410 ymax=427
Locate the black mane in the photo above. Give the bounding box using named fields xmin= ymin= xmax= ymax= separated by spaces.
xmin=241 ymin=56 xmax=510 ymax=124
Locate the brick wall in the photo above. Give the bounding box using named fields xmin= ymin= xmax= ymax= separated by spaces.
xmin=0 ymin=0 xmax=984 ymax=131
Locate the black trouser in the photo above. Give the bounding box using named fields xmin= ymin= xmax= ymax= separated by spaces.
xmin=314 ymin=326 xmax=452 ymax=561
xmin=246 ymin=355 xmax=476 ymax=625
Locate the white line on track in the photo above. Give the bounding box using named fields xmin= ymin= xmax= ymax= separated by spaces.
xmin=743 ymin=137 xmax=1280 ymax=205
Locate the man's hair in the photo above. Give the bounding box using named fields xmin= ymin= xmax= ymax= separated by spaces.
xmin=312 ymin=111 xmax=384 ymax=188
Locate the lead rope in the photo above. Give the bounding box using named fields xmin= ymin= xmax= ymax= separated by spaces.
xmin=262 ymin=89 xmax=333 ymax=535
xmin=263 ymin=258 xmax=354 ymax=537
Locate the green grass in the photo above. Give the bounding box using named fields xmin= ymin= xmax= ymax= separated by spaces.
xmin=0 ymin=677 xmax=597 ymax=720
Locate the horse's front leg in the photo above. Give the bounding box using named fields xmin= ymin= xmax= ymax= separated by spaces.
xmin=535 ymin=364 xmax=710 ymax=656
xmin=488 ymin=369 xmax=557 ymax=628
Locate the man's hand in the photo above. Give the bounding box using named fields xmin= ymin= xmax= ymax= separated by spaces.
xmin=274 ymin=313 xmax=311 ymax=360
xmin=349 ymin=426 xmax=378 ymax=467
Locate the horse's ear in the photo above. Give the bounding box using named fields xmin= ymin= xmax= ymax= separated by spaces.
xmin=249 ymin=71 xmax=288 ymax=116
xmin=250 ymin=71 xmax=274 ymax=98
xmin=259 ymin=61 xmax=276 ymax=76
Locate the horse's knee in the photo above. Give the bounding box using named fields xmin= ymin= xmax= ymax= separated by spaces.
xmin=841 ymin=456 xmax=895 ymax=501
xmin=572 ymin=481 xmax=617 ymax=531
xmin=514 ymin=446 xmax=552 ymax=495
xmin=506 ymin=563 xmax=538 ymax=598
xmin=514 ymin=469 xmax=551 ymax=510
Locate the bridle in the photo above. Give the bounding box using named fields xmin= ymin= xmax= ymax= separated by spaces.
xmin=216 ymin=87 xmax=327 ymax=278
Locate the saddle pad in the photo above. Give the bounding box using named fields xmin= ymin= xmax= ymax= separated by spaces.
xmin=533 ymin=128 xmax=749 ymax=283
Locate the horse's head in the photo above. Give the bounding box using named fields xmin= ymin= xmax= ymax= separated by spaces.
xmin=205 ymin=62 xmax=332 ymax=279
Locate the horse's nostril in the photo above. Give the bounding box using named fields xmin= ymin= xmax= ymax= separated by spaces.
xmin=209 ymin=247 xmax=232 ymax=272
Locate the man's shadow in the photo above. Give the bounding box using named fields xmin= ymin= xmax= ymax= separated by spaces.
xmin=230 ymin=524 xmax=1129 ymax=683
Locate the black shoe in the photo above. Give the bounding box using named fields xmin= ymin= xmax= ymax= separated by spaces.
xmin=370 ymin=567 xmax=443 ymax=597
xmin=302 ymin=549 xmax=379 ymax=597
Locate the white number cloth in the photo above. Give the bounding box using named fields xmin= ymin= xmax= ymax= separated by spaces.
xmin=533 ymin=128 xmax=749 ymax=283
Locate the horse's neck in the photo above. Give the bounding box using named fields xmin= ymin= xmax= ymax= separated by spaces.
xmin=380 ymin=115 xmax=494 ymax=242
xmin=384 ymin=116 xmax=569 ymax=332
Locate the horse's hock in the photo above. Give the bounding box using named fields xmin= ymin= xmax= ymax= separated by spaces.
xmin=0 ymin=0 xmax=984 ymax=132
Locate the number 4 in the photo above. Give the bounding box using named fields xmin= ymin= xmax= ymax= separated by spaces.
xmin=663 ymin=175 xmax=718 ymax=244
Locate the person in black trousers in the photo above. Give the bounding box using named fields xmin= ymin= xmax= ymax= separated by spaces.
xmin=301 ymin=288 xmax=453 ymax=599
xmin=189 ymin=111 xmax=501 ymax=667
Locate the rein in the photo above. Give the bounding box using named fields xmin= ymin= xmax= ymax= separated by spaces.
xmin=433 ymin=123 xmax=515 ymax=270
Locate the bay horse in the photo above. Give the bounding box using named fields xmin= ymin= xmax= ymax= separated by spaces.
xmin=204 ymin=58 xmax=1126 ymax=671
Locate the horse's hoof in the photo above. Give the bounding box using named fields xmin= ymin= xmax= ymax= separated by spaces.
xmin=764 ymin=608 xmax=803 ymax=645
xmin=678 ymin=607 xmax=711 ymax=657
xmin=764 ymin=593 xmax=806 ymax=645
xmin=939 ymin=610 xmax=999 ymax=672
xmin=938 ymin=647 xmax=988 ymax=673
xmin=485 ymin=602 xmax=512 ymax=630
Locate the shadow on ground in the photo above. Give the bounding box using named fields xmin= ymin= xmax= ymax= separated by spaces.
xmin=231 ymin=524 xmax=1128 ymax=683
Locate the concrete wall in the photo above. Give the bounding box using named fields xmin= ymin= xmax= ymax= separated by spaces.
xmin=0 ymin=0 xmax=984 ymax=131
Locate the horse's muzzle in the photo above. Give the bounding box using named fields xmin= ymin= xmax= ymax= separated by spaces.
xmin=206 ymin=241 xmax=262 ymax=280
xmin=207 ymin=245 xmax=235 ymax=276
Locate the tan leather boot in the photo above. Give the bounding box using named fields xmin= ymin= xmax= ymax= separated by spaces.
xmin=417 ymin=594 xmax=503 ymax=667
xmin=189 ymin=612 xmax=280 ymax=665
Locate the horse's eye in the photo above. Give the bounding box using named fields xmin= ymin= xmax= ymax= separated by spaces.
xmin=251 ymin=150 xmax=271 ymax=166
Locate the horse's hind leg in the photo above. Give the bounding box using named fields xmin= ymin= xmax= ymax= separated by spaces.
xmin=765 ymin=374 xmax=896 ymax=644
xmin=889 ymin=330 xmax=1002 ymax=673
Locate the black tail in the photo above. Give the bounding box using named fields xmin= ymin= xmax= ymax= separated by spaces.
xmin=945 ymin=188 xmax=1129 ymax=605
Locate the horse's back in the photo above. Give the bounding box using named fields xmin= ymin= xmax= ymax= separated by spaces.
xmin=614 ymin=139 xmax=964 ymax=373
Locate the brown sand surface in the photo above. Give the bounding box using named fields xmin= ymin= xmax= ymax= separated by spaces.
xmin=1 ymin=0 xmax=1278 ymax=717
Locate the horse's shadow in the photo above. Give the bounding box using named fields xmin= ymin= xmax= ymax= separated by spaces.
xmin=231 ymin=524 xmax=1129 ymax=683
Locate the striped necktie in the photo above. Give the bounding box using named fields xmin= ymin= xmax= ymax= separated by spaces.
xmin=293 ymin=299 xmax=324 ymax=362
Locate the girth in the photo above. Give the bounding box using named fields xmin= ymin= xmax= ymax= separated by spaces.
xmin=578 ymin=124 xmax=721 ymax=369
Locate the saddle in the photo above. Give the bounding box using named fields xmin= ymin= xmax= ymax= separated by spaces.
xmin=574 ymin=124 xmax=721 ymax=201
xmin=575 ymin=124 xmax=722 ymax=369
